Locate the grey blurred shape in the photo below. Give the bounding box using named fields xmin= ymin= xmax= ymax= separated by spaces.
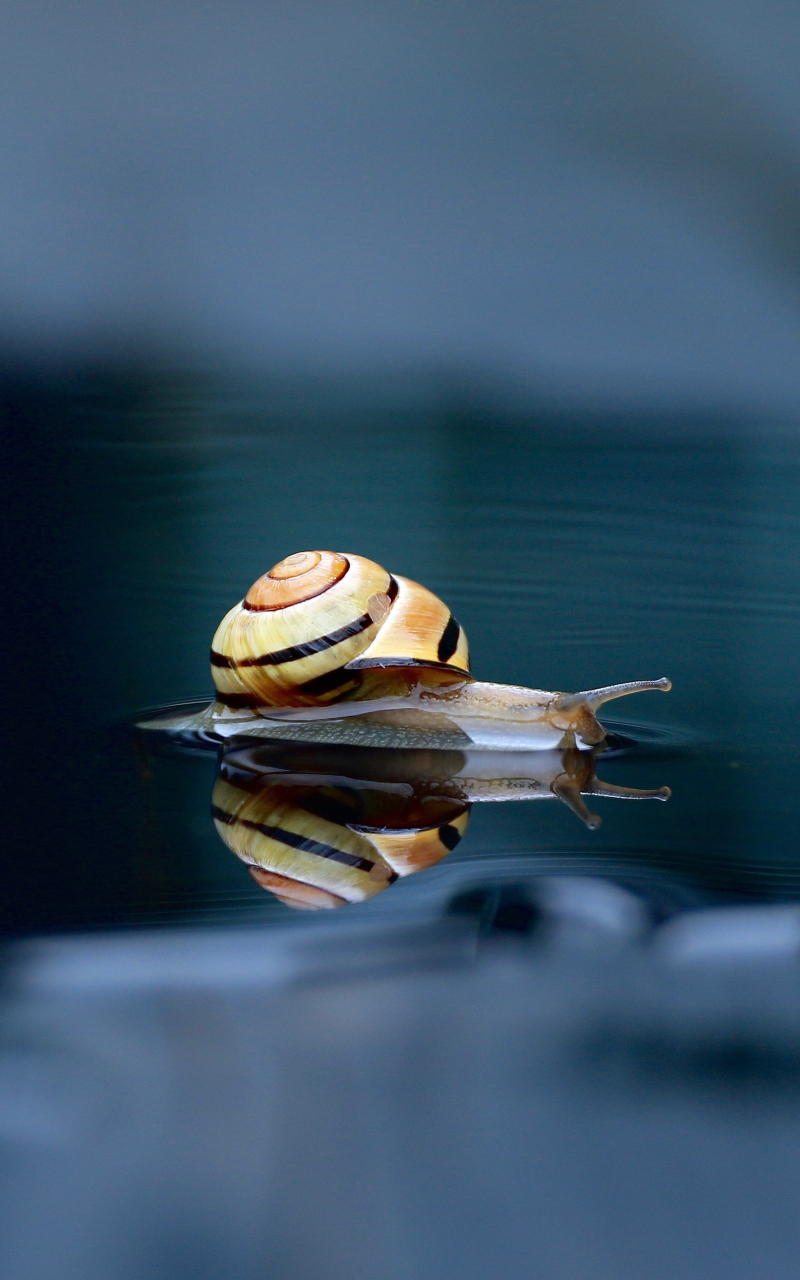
xmin=4 ymin=880 xmax=800 ymax=1279
xmin=657 ymin=904 xmax=800 ymax=963
xmin=536 ymin=873 xmax=649 ymax=943
xmin=3 ymin=1 xmax=800 ymax=405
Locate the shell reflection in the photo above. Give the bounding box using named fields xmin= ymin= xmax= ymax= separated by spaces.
xmin=211 ymin=743 xmax=670 ymax=910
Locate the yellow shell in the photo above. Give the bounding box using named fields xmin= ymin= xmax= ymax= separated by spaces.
xmin=210 ymin=551 xmax=470 ymax=709
xmin=211 ymin=753 xmax=469 ymax=909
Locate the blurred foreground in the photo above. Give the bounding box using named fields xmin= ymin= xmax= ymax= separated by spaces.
xmin=3 ymin=869 xmax=800 ymax=1279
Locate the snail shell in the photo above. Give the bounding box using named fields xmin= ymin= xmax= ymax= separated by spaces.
xmin=210 ymin=550 xmax=469 ymax=710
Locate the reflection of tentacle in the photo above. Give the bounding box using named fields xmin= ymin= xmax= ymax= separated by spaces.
xmin=551 ymin=777 xmax=602 ymax=830
xmin=551 ymin=748 xmax=670 ymax=824
xmin=588 ymin=779 xmax=671 ymax=800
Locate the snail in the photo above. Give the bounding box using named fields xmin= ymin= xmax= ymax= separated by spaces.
xmin=210 ymin=741 xmax=670 ymax=910
xmin=142 ymin=550 xmax=671 ymax=751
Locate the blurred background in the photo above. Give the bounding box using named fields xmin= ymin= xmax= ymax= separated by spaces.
xmin=2 ymin=2 xmax=800 ymax=1277
xmin=3 ymin=0 xmax=800 ymax=408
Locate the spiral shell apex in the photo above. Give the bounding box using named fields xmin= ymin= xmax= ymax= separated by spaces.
xmin=210 ymin=551 xmax=470 ymax=709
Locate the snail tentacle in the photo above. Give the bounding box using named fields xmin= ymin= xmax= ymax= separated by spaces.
xmin=553 ymin=678 xmax=672 ymax=713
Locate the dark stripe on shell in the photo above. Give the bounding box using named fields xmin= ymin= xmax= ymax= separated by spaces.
xmin=231 ymin=575 xmax=399 ymax=669
xmin=294 ymin=666 xmax=361 ymax=698
xmin=437 ymin=614 xmax=461 ymax=663
xmin=218 ymin=763 xmax=264 ymax=789
xmin=438 ymin=822 xmax=463 ymax=851
xmin=210 ymin=649 xmax=232 ymax=668
xmin=210 ymin=805 xmax=377 ymax=872
xmin=300 ymin=790 xmax=361 ymax=826
xmin=237 ymin=614 xmax=372 ymax=667
xmin=213 ymin=691 xmax=262 ymax=709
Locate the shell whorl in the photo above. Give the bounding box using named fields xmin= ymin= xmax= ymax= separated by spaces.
xmin=211 ymin=551 xmax=470 ymax=709
xmin=243 ymin=550 xmax=348 ymax=610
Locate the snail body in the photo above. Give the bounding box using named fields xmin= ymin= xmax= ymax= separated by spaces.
xmin=142 ymin=550 xmax=671 ymax=751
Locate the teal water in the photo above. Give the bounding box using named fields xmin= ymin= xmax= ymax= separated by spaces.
xmin=4 ymin=371 xmax=800 ymax=930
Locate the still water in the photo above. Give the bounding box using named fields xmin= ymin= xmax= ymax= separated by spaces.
xmin=3 ymin=370 xmax=800 ymax=933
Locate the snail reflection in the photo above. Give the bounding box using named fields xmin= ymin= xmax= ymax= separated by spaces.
xmin=212 ymin=743 xmax=670 ymax=910
xmin=143 ymin=551 xmax=672 ymax=752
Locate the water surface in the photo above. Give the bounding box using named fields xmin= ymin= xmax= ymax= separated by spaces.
xmin=3 ymin=370 xmax=799 ymax=932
